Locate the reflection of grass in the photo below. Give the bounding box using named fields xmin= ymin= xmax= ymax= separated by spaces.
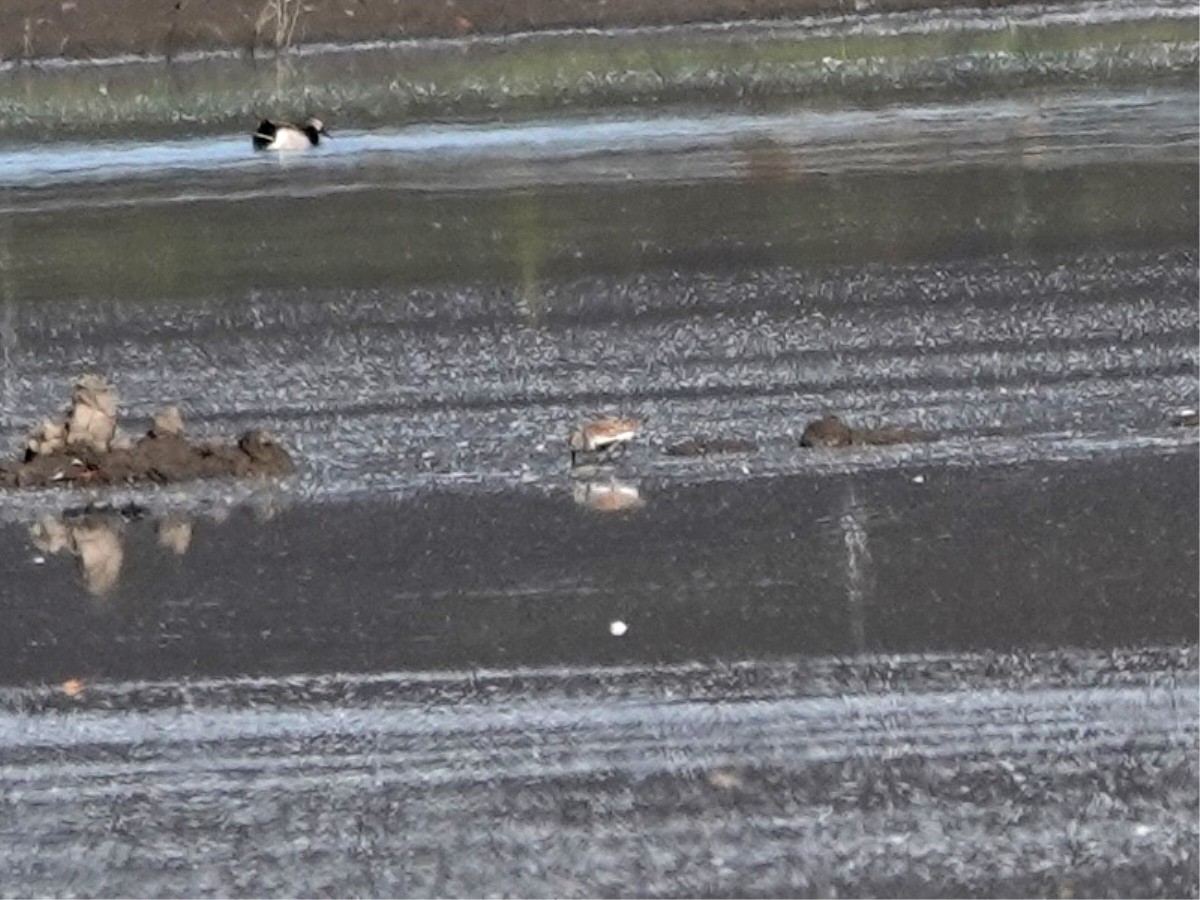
xmin=8 ymin=162 xmax=1195 ymax=305
xmin=254 ymin=0 xmax=305 ymax=55
xmin=0 ymin=15 xmax=1193 ymax=137
xmin=507 ymin=190 xmax=547 ymax=325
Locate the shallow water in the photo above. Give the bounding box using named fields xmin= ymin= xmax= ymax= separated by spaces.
xmin=1 ymin=451 xmax=1195 ymax=684
xmin=0 ymin=86 xmax=1195 ymax=303
xmin=0 ymin=80 xmax=1195 ymax=652
xmin=0 ymin=41 xmax=1196 ymax=896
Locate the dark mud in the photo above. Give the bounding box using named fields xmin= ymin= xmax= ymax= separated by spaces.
xmin=665 ymin=435 xmax=759 ymax=456
xmin=800 ymin=413 xmax=936 ymax=447
xmin=1 ymin=377 xmax=295 ymax=489
xmin=2 ymin=427 xmax=294 ymax=488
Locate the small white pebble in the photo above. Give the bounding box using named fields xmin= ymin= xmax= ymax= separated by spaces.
xmin=31 ymin=556 xmax=46 ymax=565
xmin=912 ymin=474 xmax=926 ymax=484
xmin=609 ymin=620 xmax=628 ymax=637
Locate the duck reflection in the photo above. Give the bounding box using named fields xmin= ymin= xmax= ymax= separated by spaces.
xmin=572 ymin=479 xmax=646 ymax=514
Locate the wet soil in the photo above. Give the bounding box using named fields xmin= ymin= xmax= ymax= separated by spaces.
xmin=664 ymin=435 xmax=759 ymax=456
xmin=800 ymin=414 xmax=937 ymax=447
xmin=1 ymin=378 xmax=295 ymax=489
xmin=1 ymin=428 xmax=295 ymax=489
xmin=5 ymin=0 xmax=1045 ymax=62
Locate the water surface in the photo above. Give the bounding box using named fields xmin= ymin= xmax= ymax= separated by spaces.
xmin=0 ymin=50 xmax=1195 ymax=898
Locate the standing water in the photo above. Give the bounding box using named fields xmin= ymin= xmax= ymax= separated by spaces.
xmin=0 ymin=1 xmax=1196 ymax=894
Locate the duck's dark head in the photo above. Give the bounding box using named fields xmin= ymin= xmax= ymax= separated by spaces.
xmin=304 ymin=117 xmax=330 ymax=141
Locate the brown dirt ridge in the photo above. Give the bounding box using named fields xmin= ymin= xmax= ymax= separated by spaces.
xmin=1 ymin=375 xmax=295 ymax=489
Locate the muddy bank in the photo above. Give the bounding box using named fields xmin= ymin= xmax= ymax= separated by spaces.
xmin=5 ymin=0 xmax=1061 ymax=63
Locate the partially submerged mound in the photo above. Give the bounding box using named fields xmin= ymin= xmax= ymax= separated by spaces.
xmin=800 ymin=415 xmax=936 ymax=449
xmin=2 ymin=375 xmax=295 ymax=490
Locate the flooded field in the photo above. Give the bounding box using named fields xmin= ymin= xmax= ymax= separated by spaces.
xmin=0 ymin=3 xmax=1197 ymax=894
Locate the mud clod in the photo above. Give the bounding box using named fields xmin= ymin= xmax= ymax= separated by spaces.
xmin=800 ymin=415 xmax=936 ymax=448
xmin=2 ymin=376 xmax=296 ymax=490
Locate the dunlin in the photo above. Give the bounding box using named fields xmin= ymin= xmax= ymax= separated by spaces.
xmin=567 ymin=416 xmax=643 ymax=466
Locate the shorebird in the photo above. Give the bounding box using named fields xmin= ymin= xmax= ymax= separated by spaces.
xmin=252 ymin=117 xmax=329 ymax=151
xmin=567 ymin=416 xmax=643 ymax=466
xmin=65 ymin=374 xmax=118 ymax=453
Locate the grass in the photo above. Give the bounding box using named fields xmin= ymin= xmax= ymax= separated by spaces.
xmin=254 ymin=0 xmax=306 ymax=56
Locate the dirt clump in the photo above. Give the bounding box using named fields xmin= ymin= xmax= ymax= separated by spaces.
xmin=2 ymin=375 xmax=295 ymax=490
xmin=800 ymin=415 xmax=936 ymax=448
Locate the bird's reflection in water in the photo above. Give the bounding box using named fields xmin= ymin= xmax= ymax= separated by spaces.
xmin=30 ymin=514 xmax=125 ymax=597
xmin=156 ymin=514 xmax=194 ymax=555
xmin=27 ymin=492 xmax=292 ymax=597
xmin=572 ymin=479 xmax=646 ymax=514
xmin=30 ymin=508 xmax=197 ymax=597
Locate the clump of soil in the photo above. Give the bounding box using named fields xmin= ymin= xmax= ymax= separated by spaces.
xmin=665 ymin=436 xmax=759 ymax=457
xmin=2 ymin=375 xmax=295 ymax=489
xmin=800 ymin=415 xmax=936 ymax=448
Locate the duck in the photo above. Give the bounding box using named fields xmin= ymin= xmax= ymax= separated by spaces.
xmin=252 ymin=117 xmax=329 ymax=151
